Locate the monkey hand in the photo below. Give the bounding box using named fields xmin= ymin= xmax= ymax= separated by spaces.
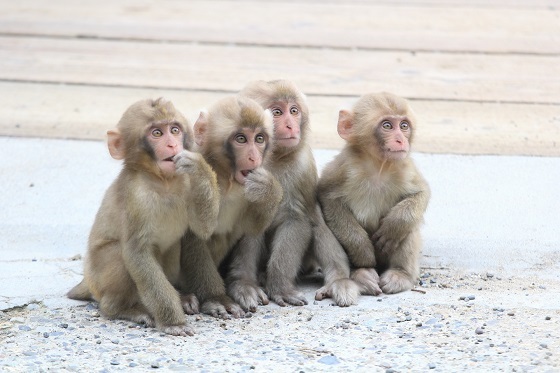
xmin=228 ymin=279 xmax=269 ymax=313
xmin=244 ymin=168 xmax=283 ymax=204
xmin=351 ymin=268 xmax=383 ymax=296
xmin=315 ymin=279 xmax=360 ymax=307
xmin=372 ymin=218 xmax=409 ymax=255
xmin=200 ymin=295 xmax=245 ymax=320
xmin=173 ymin=150 xmax=208 ymax=175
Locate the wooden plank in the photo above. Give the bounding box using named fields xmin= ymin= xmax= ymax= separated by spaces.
xmin=1 ymin=82 xmax=558 ymax=157
xmin=1 ymin=36 xmax=559 ymax=104
xmin=0 ymin=1 xmax=558 ymax=54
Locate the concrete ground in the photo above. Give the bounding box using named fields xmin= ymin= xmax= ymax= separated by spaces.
xmin=0 ymin=137 xmax=559 ymax=371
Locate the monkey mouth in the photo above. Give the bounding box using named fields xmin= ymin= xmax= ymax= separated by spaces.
xmin=163 ymin=156 xmax=175 ymax=162
xmin=240 ymin=169 xmax=254 ymax=177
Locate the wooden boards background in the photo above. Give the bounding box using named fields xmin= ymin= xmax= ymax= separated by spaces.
xmin=0 ymin=0 xmax=559 ymax=156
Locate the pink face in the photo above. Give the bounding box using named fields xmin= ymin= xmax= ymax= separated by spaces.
xmin=270 ymin=102 xmax=301 ymax=148
xmin=376 ymin=116 xmax=411 ymax=160
xmin=146 ymin=121 xmax=184 ymax=178
xmin=230 ymin=128 xmax=267 ymax=184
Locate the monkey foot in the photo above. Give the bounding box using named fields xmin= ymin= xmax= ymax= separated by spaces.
xmin=159 ymin=324 xmax=195 ymax=337
xmin=269 ymin=288 xmax=308 ymax=307
xmin=227 ymin=279 xmax=269 ymax=313
xmin=180 ymin=293 xmax=200 ymax=315
xmin=315 ymin=279 xmax=359 ymax=307
xmin=379 ymin=269 xmax=415 ymax=294
xmin=351 ymin=268 xmax=383 ymax=296
xmin=201 ymin=295 xmax=245 ymax=319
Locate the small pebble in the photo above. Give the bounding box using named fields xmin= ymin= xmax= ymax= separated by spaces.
xmin=475 ymin=327 xmax=484 ymax=335
xmin=110 ymin=361 xmax=120 ymax=366
xmin=18 ymin=325 xmax=32 ymax=332
xmin=545 ymin=316 xmax=551 ymax=320
xmin=540 ymin=343 xmax=548 ymax=349
xmin=43 ymin=332 xmax=49 ymax=338
xmin=428 ymin=363 xmax=436 ymax=369
xmin=507 ymin=311 xmax=515 ymax=316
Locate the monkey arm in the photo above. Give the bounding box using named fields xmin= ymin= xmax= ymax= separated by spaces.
xmin=373 ymin=177 xmax=431 ymax=254
xmin=121 ymin=236 xmax=185 ymax=327
xmin=318 ymin=193 xmax=376 ymax=268
xmin=243 ymin=168 xmax=283 ymax=235
xmin=180 ymin=232 xmax=245 ymax=319
xmin=175 ymin=150 xmax=220 ymax=239
xmin=179 ymin=232 xmax=226 ymax=301
xmin=226 ymin=234 xmax=269 ymax=312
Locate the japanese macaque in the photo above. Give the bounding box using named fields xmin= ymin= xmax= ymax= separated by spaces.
xmin=317 ymin=92 xmax=430 ymax=294
xmin=178 ymin=95 xmax=283 ymax=319
xmin=226 ymin=80 xmax=360 ymax=311
xmin=67 ymin=98 xmax=220 ymax=336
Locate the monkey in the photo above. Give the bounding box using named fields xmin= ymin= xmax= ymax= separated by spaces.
xmin=226 ymin=80 xmax=360 ymax=311
xmin=178 ymin=94 xmax=283 ymax=319
xmin=67 ymin=98 xmax=220 ymax=336
xmin=317 ymin=92 xmax=430 ymax=295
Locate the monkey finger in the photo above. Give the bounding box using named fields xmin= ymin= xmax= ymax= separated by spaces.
xmin=314 ymin=286 xmax=332 ymax=301
xmin=160 ymin=324 xmax=195 ymax=337
xmin=180 ymin=294 xmax=200 ymax=315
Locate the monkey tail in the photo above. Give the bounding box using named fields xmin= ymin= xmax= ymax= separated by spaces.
xmin=67 ymin=279 xmax=93 ymax=301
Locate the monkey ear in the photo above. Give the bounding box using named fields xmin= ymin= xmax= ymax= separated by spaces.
xmin=107 ymin=129 xmax=125 ymax=160
xmin=193 ymin=110 xmax=209 ymax=147
xmin=337 ymin=110 xmax=354 ymax=140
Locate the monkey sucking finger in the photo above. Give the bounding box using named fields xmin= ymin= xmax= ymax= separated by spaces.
xmin=226 ymin=80 xmax=352 ymax=308
xmin=178 ymin=94 xmax=283 ymax=318
xmin=318 ymin=92 xmax=430 ymax=295
xmin=67 ymin=97 xmax=220 ymax=336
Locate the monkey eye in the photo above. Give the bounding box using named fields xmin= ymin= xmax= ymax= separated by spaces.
xmin=290 ymin=106 xmax=299 ymax=115
xmin=152 ymin=128 xmax=163 ymax=137
xmin=235 ymin=134 xmax=247 ymax=143
xmin=381 ymin=121 xmax=392 ymax=130
xmin=255 ymin=134 xmax=265 ymax=144
xmin=271 ymin=108 xmax=282 ymax=117
xmin=400 ymin=121 xmax=409 ymax=130
xmin=170 ymin=126 xmax=182 ymax=135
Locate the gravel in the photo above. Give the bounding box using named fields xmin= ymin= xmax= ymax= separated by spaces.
xmin=1 ymin=269 xmax=559 ymax=372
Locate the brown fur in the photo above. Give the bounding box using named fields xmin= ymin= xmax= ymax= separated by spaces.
xmin=226 ymin=80 xmax=360 ymax=310
xmin=67 ymin=98 xmax=220 ymax=336
xmin=178 ymin=95 xmax=283 ymax=318
xmin=317 ymin=92 xmax=430 ymax=294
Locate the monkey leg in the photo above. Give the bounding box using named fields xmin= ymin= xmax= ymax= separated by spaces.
xmin=378 ymin=229 xmax=421 ymax=294
xmin=227 ymin=235 xmax=269 ymax=312
xmin=266 ymin=219 xmax=312 ymax=307
xmin=313 ymin=206 xmax=360 ymax=307
xmin=181 ymin=234 xmax=245 ymax=319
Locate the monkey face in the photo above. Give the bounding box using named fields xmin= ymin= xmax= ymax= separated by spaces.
xmin=269 ymin=101 xmax=302 ymax=148
xmin=146 ymin=122 xmax=185 ymax=178
xmin=230 ymin=128 xmax=267 ymax=184
xmin=375 ymin=116 xmax=411 ymax=161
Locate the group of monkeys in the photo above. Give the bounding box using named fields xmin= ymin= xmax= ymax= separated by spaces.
xmin=67 ymin=80 xmax=431 ymax=336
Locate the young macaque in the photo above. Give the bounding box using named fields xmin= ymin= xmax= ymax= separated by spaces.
xmin=317 ymin=92 xmax=430 ymax=294
xmin=226 ymin=80 xmax=360 ymax=311
xmin=178 ymin=95 xmax=283 ymax=319
xmin=67 ymin=98 xmax=220 ymax=336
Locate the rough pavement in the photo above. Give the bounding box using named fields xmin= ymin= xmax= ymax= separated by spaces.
xmin=1 ymin=137 xmax=559 ymax=371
